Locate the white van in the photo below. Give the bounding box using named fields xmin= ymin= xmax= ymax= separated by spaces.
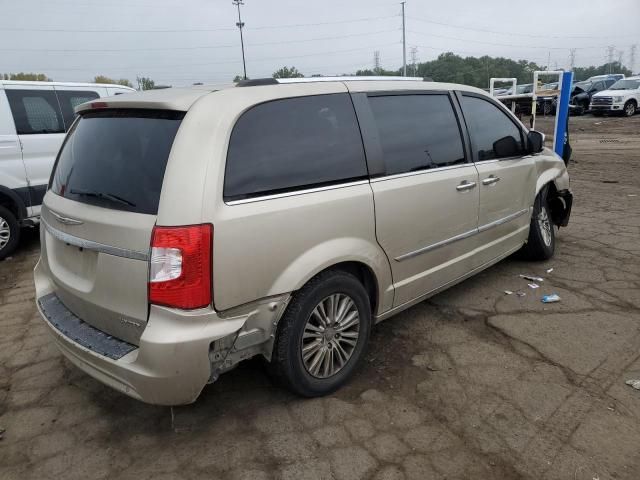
xmin=0 ymin=80 xmax=135 ymax=259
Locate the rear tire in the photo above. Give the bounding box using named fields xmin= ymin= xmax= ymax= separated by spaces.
xmin=0 ymin=205 xmax=20 ymax=261
xmin=520 ymin=187 xmax=555 ymax=261
xmin=268 ymin=270 xmax=372 ymax=397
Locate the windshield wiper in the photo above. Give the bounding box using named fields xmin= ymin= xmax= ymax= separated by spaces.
xmin=69 ymin=189 xmax=136 ymax=207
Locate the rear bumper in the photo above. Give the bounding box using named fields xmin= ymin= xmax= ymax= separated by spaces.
xmin=34 ymin=260 xmax=250 ymax=405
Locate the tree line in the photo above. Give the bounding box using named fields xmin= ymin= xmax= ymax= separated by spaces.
xmin=261 ymin=53 xmax=633 ymax=87
xmin=2 ymin=53 xmax=634 ymax=89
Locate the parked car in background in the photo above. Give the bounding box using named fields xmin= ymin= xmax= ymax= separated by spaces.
xmin=0 ymin=80 xmax=135 ymax=259
xmin=587 ymin=74 xmax=625 ymax=83
xmin=590 ymin=77 xmax=640 ymax=116
xmin=536 ymin=78 xmax=616 ymax=115
xmin=570 ymin=78 xmax=617 ymax=114
xmin=34 ymin=77 xmax=572 ymax=405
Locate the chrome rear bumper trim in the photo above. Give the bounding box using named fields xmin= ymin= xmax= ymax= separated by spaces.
xmin=42 ymin=219 xmax=149 ymax=261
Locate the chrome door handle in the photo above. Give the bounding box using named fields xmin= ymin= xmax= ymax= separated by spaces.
xmin=482 ymin=175 xmax=501 ymax=186
xmin=456 ymin=180 xmax=477 ymax=192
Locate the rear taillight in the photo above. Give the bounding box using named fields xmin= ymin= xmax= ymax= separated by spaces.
xmin=149 ymin=224 xmax=213 ymax=310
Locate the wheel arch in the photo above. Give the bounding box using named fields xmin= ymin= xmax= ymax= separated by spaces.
xmin=268 ymin=238 xmax=394 ymax=317
xmin=0 ymin=185 xmax=27 ymax=220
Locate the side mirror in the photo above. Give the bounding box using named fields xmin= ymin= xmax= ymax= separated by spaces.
xmin=493 ymin=135 xmax=520 ymax=158
xmin=527 ymin=130 xmax=545 ymax=153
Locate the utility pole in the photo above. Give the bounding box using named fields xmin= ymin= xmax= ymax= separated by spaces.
xmin=410 ymin=46 xmax=418 ymax=76
xmin=630 ymin=44 xmax=637 ymax=74
xmin=606 ymin=45 xmax=615 ymax=74
xmin=373 ymin=50 xmax=381 ymax=74
xmin=569 ymin=49 xmax=576 ymax=71
xmin=617 ymin=50 xmax=624 ymax=72
xmin=233 ymin=0 xmax=247 ymax=80
xmin=546 ymin=51 xmax=551 ymax=71
xmin=401 ymin=2 xmax=406 ymax=76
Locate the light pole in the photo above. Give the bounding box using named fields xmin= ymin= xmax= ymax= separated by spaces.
xmin=233 ymin=0 xmax=247 ymax=80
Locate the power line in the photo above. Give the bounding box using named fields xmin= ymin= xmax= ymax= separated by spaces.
xmin=408 ymin=30 xmax=635 ymax=52
xmin=1 ymin=14 xmax=398 ymax=33
xmin=409 ymin=15 xmax=640 ymax=40
xmin=0 ymin=28 xmax=400 ymax=53
xmin=7 ymin=42 xmax=402 ymax=72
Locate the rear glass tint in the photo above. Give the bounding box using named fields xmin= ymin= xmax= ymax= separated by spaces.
xmin=224 ymin=93 xmax=367 ymax=201
xmin=50 ymin=109 xmax=184 ymax=215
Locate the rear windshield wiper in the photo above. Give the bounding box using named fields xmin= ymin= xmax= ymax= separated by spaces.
xmin=69 ymin=189 xmax=136 ymax=207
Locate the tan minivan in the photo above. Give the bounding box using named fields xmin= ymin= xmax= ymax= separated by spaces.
xmin=34 ymin=77 xmax=572 ymax=405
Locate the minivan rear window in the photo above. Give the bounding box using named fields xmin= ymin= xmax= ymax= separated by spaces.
xmin=224 ymin=93 xmax=368 ymax=201
xmin=50 ymin=109 xmax=184 ymax=215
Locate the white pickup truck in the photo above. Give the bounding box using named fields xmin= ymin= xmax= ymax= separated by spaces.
xmin=590 ymin=77 xmax=640 ymax=117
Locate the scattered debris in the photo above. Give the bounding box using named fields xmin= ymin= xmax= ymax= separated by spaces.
xmin=546 ymin=268 xmax=554 ymax=274
xmin=504 ymin=290 xmax=514 ymax=295
xmin=594 ymin=122 xmax=602 ymax=125
xmin=520 ymin=274 xmax=544 ymax=282
xmin=542 ymin=294 xmax=561 ymax=303
xmin=0 ymin=427 xmax=5 ymax=440
xmin=626 ymin=379 xmax=640 ymax=391
xmin=629 ymin=194 xmax=638 ymax=197
xmin=601 ymin=180 xmax=619 ymax=184
xmin=516 ymin=292 xmax=526 ymax=297
xmin=528 ymin=283 xmax=540 ymax=289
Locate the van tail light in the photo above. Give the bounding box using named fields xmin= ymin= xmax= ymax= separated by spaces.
xmin=149 ymin=224 xmax=213 ymax=310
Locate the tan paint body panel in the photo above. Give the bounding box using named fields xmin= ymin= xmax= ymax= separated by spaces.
xmin=370 ymin=165 xmax=480 ymax=306
xmin=40 ymin=192 xmax=155 ymax=344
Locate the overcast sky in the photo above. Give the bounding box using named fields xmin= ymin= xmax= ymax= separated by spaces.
xmin=1 ymin=0 xmax=639 ymax=86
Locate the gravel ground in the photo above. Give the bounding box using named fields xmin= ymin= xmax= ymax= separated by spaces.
xmin=1 ymin=114 xmax=639 ymax=480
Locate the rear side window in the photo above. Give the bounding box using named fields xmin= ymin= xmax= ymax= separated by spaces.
xmin=5 ymin=89 xmax=64 ymax=134
xmin=51 ymin=109 xmax=184 ymax=215
xmin=367 ymin=94 xmax=465 ymax=175
xmin=55 ymin=90 xmax=100 ymax=130
xmin=224 ymin=93 xmax=367 ymax=201
xmin=461 ymin=95 xmax=525 ymax=161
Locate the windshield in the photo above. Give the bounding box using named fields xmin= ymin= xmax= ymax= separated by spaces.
xmin=541 ymin=83 xmax=558 ymax=90
xmin=574 ymin=81 xmax=592 ymax=91
xmin=610 ymin=79 xmax=640 ymax=90
xmin=51 ymin=109 xmax=184 ymax=215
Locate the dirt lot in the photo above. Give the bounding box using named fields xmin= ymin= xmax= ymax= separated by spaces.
xmin=1 ymin=114 xmax=640 ymax=480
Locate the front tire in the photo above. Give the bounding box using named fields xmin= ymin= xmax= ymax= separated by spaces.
xmin=268 ymin=270 xmax=372 ymax=397
xmin=0 ymin=205 xmax=20 ymax=261
xmin=623 ymin=100 xmax=636 ymax=117
xmin=521 ymin=187 xmax=555 ymax=261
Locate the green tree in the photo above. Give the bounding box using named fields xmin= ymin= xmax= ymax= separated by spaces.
xmin=93 ymin=75 xmax=133 ymax=87
xmin=137 ymin=76 xmax=155 ymax=90
xmin=272 ymin=66 xmax=304 ymax=79
xmin=412 ymin=53 xmax=544 ymax=89
xmin=3 ymin=72 xmax=50 ymax=81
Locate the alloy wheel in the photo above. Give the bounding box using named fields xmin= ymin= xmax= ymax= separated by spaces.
xmin=301 ymin=293 xmax=360 ymax=379
xmin=538 ymin=207 xmax=553 ymax=247
xmin=0 ymin=216 xmax=10 ymax=251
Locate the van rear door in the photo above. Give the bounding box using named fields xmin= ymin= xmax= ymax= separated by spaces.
xmin=39 ymin=108 xmax=184 ymax=344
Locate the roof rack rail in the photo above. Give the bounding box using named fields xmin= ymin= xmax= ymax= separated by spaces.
xmin=236 ymin=76 xmax=433 ymax=87
xmin=236 ymin=78 xmax=279 ymax=87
